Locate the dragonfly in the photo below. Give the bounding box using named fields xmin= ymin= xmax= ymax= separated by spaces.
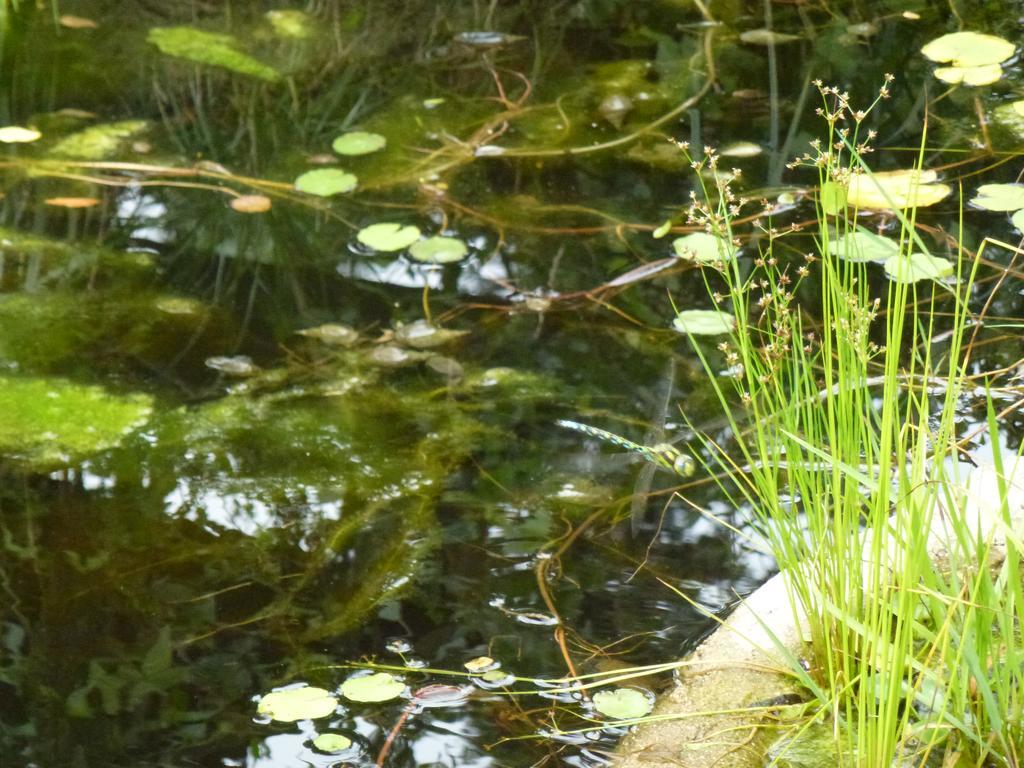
xmin=556 ymin=420 xmax=696 ymax=479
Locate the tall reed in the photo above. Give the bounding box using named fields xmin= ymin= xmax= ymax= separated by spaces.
xmin=677 ymin=78 xmax=1022 ymax=765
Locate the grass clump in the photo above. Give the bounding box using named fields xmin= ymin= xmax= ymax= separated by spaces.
xmin=676 ymin=77 xmax=1024 ymax=766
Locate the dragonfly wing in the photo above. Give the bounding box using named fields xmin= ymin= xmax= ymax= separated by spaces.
xmin=630 ymin=461 xmax=657 ymax=536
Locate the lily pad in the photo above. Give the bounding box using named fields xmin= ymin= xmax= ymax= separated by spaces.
xmin=332 ymin=131 xmax=387 ymax=156
xmin=295 ymin=169 xmax=357 ymax=196
xmin=147 ymin=26 xmax=280 ymax=82
xmin=933 ymin=64 xmax=1003 ymax=86
xmin=0 ymin=125 xmax=41 ymax=143
xmin=312 ymin=733 xmax=353 ymax=753
xmin=672 ymin=309 xmax=735 ymax=336
xmin=820 ymin=181 xmax=847 ymax=216
xmin=356 ymin=223 xmax=421 ymax=252
xmin=481 ymin=669 xmax=511 ymax=683
xmin=920 ymin=31 xmax=1015 ymax=68
xmin=846 ymin=169 xmax=950 ymax=210
xmin=340 ymin=672 xmax=405 ymax=703
xmin=0 ymin=376 xmax=152 ymax=468
xmin=883 ymin=252 xmax=954 ymax=284
xmin=464 ymin=656 xmax=496 ymax=673
xmin=257 ymin=686 xmax=338 ymax=722
xmin=592 ymin=688 xmax=653 ymax=720
xmin=827 ymin=229 xmax=899 ymax=263
xmin=970 ymin=183 xmax=1024 ymax=212
xmin=1011 ymin=209 xmax=1024 ymax=232
xmin=672 ymin=232 xmax=735 ymax=263
xmin=464 ymin=655 xmax=495 ymax=671
xmin=408 ymin=236 xmax=469 ymax=264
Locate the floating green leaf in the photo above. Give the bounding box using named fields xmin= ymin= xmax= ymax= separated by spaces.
xmin=0 ymin=125 xmax=41 ymax=143
xmin=147 ymin=26 xmax=281 ymax=82
xmin=0 ymin=376 xmax=153 ymax=468
xmin=672 ymin=232 xmax=734 ymax=263
xmin=49 ymin=120 xmax=147 ymax=159
xmin=332 ymin=131 xmax=387 ymax=156
xmin=295 ymin=168 xmax=357 ymax=196
xmin=312 ymin=733 xmax=353 ymax=753
xmin=1011 ymin=209 xmax=1024 ymax=232
xmin=408 ymin=236 xmax=469 ymax=264
xmin=592 ymin=688 xmax=652 ymax=720
xmin=920 ymin=31 xmax=1015 ymax=68
xmin=340 ymin=672 xmax=405 ymax=703
xmin=652 ymin=220 xmax=672 ymax=239
xmin=827 ymin=229 xmax=899 ymax=263
xmin=883 ymin=252 xmax=954 ymax=284
xmin=970 ymin=184 xmax=1024 ymax=212
xmin=356 ymin=223 xmax=421 ymax=251
xmin=819 ymin=181 xmax=847 ymax=216
xmin=933 ymin=64 xmax=1003 ymax=86
xmin=672 ymin=309 xmax=735 ymax=336
xmin=846 ymin=169 xmax=950 ymax=210
xmin=464 ymin=656 xmax=495 ymax=673
xmin=257 ymin=686 xmax=338 ymax=722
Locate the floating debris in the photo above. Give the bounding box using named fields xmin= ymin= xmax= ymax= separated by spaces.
xmin=205 ymin=355 xmax=260 ymax=377
xmin=296 ymin=323 xmax=360 ymax=347
xmin=394 ymin=320 xmax=469 ymax=349
xmin=453 ymin=31 xmax=526 ymax=50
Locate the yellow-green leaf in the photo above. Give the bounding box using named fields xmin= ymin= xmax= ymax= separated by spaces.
xmin=920 ymin=31 xmax=1014 ymax=67
xmin=846 ymin=169 xmax=950 ymax=210
xmin=257 ymin=686 xmax=338 ymax=722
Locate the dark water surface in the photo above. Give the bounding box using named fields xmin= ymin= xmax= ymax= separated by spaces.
xmin=2 ymin=2 xmax=1023 ymax=766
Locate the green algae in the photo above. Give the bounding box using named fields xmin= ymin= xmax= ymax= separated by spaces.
xmin=0 ymin=376 xmax=153 ymax=468
xmin=147 ymin=26 xmax=281 ymax=82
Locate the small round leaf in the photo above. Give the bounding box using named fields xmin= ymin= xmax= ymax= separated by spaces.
xmin=672 ymin=232 xmax=735 ymax=263
xmin=257 ymin=686 xmax=338 ymax=722
xmin=883 ymin=252 xmax=954 ymax=284
xmin=0 ymin=125 xmax=41 ymax=143
xmin=356 ymin=223 xmax=421 ymax=252
xmin=464 ymin=656 xmax=495 ymax=673
xmin=827 ymin=229 xmax=899 ymax=263
xmin=971 ymin=183 xmax=1024 ymax=212
xmin=312 ymin=733 xmax=352 ymax=753
xmin=408 ymin=236 xmax=468 ymax=264
xmin=1011 ymin=209 xmax=1024 ymax=232
xmin=295 ymin=168 xmax=357 ymax=196
xmin=340 ymin=672 xmax=405 ymax=703
xmin=332 ymin=131 xmax=387 ymax=156
xmin=672 ymin=309 xmax=735 ymax=336
xmin=592 ymin=688 xmax=653 ymax=720
xmin=921 ymin=32 xmax=1014 ymax=67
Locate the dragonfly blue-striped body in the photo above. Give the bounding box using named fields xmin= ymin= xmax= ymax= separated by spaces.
xmin=556 ymin=420 xmax=695 ymax=478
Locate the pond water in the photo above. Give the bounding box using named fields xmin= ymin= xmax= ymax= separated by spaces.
xmin=2 ymin=2 xmax=1024 ymax=767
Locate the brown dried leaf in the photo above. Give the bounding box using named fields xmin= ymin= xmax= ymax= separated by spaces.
xmin=230 ymin=194 xmax=272 ymax=213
